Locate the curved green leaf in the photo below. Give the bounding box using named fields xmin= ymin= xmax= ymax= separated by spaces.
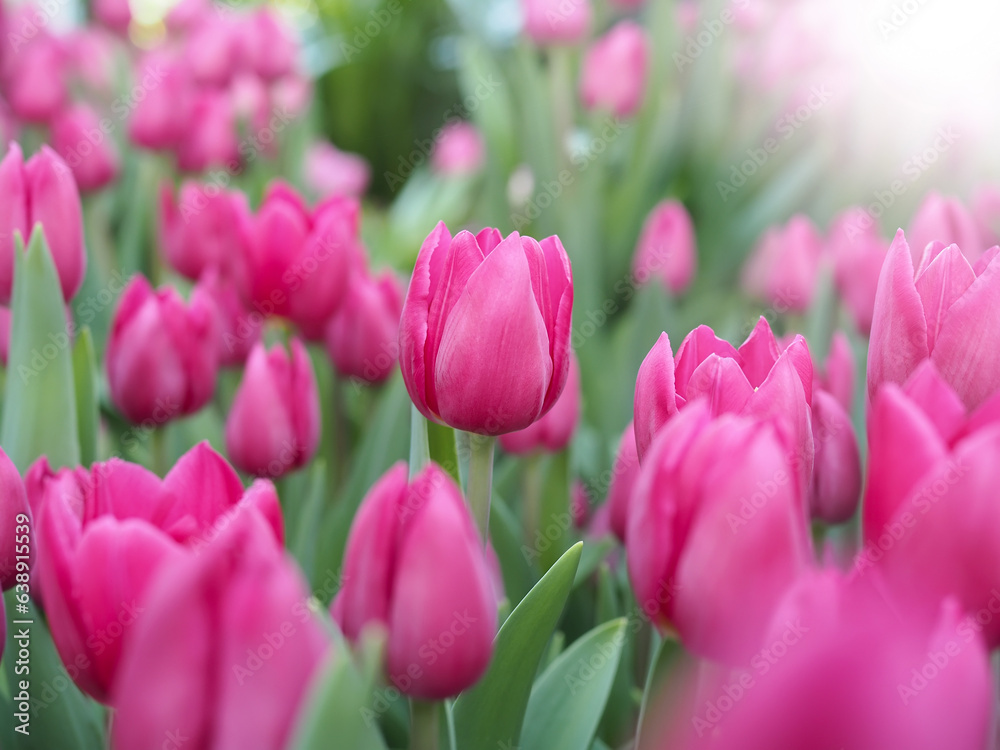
xmin=71 ymin=327 xmax=99 ymax=467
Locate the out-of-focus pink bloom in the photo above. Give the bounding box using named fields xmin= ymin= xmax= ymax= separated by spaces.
xmin=200 ymin=269 xmax=260 ymax=367
xmin=580 ymin=21 xmax=649 ymax=118
xmin=332 ymin=462 xmax=496 ymax=699
xmin=867 ymin=230 xmax=1000 ymax=409
xmin=972 ymin=184 xmax=1000 ymax=248
xmin=66 ymin=28 xmax=119 ymax=95
xmin=0 ymin=446 xmax=32 ymax=590
xmin=325 ymin=267 xmax=403 ymax=384
xmin=817 ymin=331 xmax=854 ymax=413
xmin=399 ymin=223 xmax=574 ymax=435
xmin=29 ymin=444 xmax=283 ymax=703
xmin=50 ymin=104 xmax=120 ymax=192
xmin=165 ymin=0 xmax=210 ymax=32
xmin=522 ymin=0 xmax=591 ymax=45
xmin=431 ymin=122 xmax=485 ymax=176
xmin=112 ymin=511 xmax=322 ymax=750
xmin=907 ymin=192 xmax=984 ymax=263
xmin=610 ymin=0 xmax=645 ymax=9
xmin=159 ymin=181 xmax=252 ymax=282
xmin=129 ymin=52 xmax=195 ymax=151
xmin=94 ymin=0 xmax=131 ymax=34
xmin=225 ymin=339 xmax=320 ymax=478
xmin=742 ymin=214 xmax=824 ymax=314
xmin=607 ymin=421 xmax=640 ymax=543
xmin=632 ymin=199 xmax=697 ymax=294
xmin=571 ymin=480 xmax=591 ymax=529
xmin=828 ymin=207 xmax=887 ymax=334
xmin=0 ymin=143 xmax=87 ymax=304
xmin=3 ymin=27 xmax=66 ymax=123
xmin=241 ymin=9 xmax=298 ymax=81
xmin=106 ymin=275 xmax=219 ymax=425
xmin=270 ymin=73 xmax=312 ymax=120
xmin=676 ymin=0 xmax=699 ymax=33
xmin=304 ymin=141 xmax=370 ymax=199
xmin=176 ymin=90 xmax=240 ymax=172
xmin=500 ymin=351 xmax=581 ymax=454
xmin=627 ymin=402 xmax=812 ymax=663
xmin=810 ymin=389 xmax=860 ymax=524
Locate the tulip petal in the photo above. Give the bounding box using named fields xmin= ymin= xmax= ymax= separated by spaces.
xmin=633 ymin=332 xmax=678 ymax=462
xmin=684 ymin=354 xmax=753 ymax=416
xmin=538 ymin=235 xmax=574 ymax=414
xmin=737 ymin=317 xmax=781 ymax=388
xmin=674 ymin=325 xmax=741 ymax=399
xmin=162 ymin=442 xmax=245 ymax=535
xmin=810 ymin=391 xmax=861 ymax=524
xmin=84 ymin=458 xmax=165 ymax=526
xmin=914 ymin=244 xmax=976 ymax=353
xmin=900 ymin=359 xmax=967 ymax=443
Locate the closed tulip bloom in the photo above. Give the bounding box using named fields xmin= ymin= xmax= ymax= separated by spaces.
xmin=810 ymin=389 xmax=860 ymax=523
xmin=867 ymin=230 xmax=1000 ymax=409
xmin=28 ymin=443 xmax=283 ymax=702
xmin=522 ymin=0 xmax=591 ymax=44
xmin=500 ymin=351 xmax=580 ymax=454
xmin=0 ymin=446 xmax=32 ymax=590
xmin=201 ymin=269 xmax=260 ymax=367
xmin=607 ymin=420 xmax=640 ymax=543
xmin=632 ymin=199 xmax=697 ymax=294
xmin=333 ymin=462 xmax=496 ymax=699
xmin=325 ymin=267 xmax=404 ymax=384
xmin=828 ymin=207 xmax=887 ymax=334
xmin=225 ymin=339 xmax=320 ymax=478
xmin=3 ymin=30 xmax=66 ymax=123
xmin=113 ymin=511 xmax=325 ymax=750
xmin=94 ymin=0 xmax=131 ymax=33
xmin=627 ymin=402 xmax=812 ymax=662
xmin=907 ymin=192 xmax=983 ymax=263
xmin=580 ymin=21 xmax=649 ymax=118
xmin=159 ymin=181 xmax=252 ymax=282
xmin=176 ymin=90 xmax=239 ymax=172
xmin=431 ymin=122 xmax=486 ymax=176
xmin=303 ymin=141 xmax=370 ymax=199
xmin=241 ymin=9 xmax=298 ymax=81
xmin=972 ymin=184 xmax=1000 ymax=247
xmin=128 ymin=52 xmax=194 ymax=151
xmin=107 ymin=275 xmax=220 ymax=425
xmin=400 ymin=223 xmax=573 ymax=435
xmin=186 ymin=16 xmax=241 ymax=86
xmin=742 ymin=214 xmax=824 ymax=314
xmin=51 ymin=104 xmax=120 ymax=192
xmin=817 ymin=330 xmax=854 ymax=413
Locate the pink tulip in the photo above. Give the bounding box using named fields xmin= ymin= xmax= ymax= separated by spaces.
xmin=817 ymin=330 xmax=854 ymax=413
xmin=632 ymin=199 xmax=697 ymax=294
xmin=972 ymin=184 xmax=1000 ymax=247
xmin=186 ymin=16 xmax=241 ymax=86
xmin=106 ymin=275 xmax=219 ymax=425
xmin=241 ymin=9 xmax=298 ymax=81
xmin=241 ymin=182 xmax=358 ymax=337
xmin=165 ymin=0 xmax=210 ymax=32
xmin=0 ymin=446 xmax=32 ymax=590
xmin=3 ymin=27 xmax=66 ymax=123
xmin=627 ymin=402 xmax=812 ymax=662
xmin=431 ymin=121 xmax=486 ymax=176
xmin=500 ymin=351 xmax=581 ymax=454
xmin=663 ymin=570 xmax=992 ymax=750
xmin=66 ymin=28 xmax=119 ymax=96
xmin=50 ymin=104 xmax=120 ymax=192
xmin=908 ymin=192 xmax=984 ymax=263
xmin=94 ymin=0 xmax=131 ymax=34
xmin=580 ymin=21 xmax=649 ymax=118
xmin=607 ymin=420 xmax=640 ymax=543
xmin=399 ymin=223 xmax=573 ymax=435
xmin=303 ymin=141 xmax=370 ymax=199
xmin=742 ymin=214 xmax=824 ymax=314
xmin=200 ymin=269 xmax=260 ymax=367
xmin=128 ymin=51 xmax=195 ymax=151
xmin=176 ymin=89 xmax=240 ymax=172
xmin=112 ymin=510 xmax=324 ymax=750
xmin=828 ymin=207 xmax=887 ymax=334
xmin=159 ymin=180 xmax=252 ymax=282
xmin=867 ymin=230 xmax=1000 ymax=409
xmin=325 ymin=266 xmax=404 ymax=384
xmin=28 ymin=443 xmax=283 ymax=702
xmin=225 ymin=339 xmax=320 ymax=478
xmin=571 ymin=480 xmax=591 ymax=529
xmin=522 ymin=0 xmax=591 ymax=44
xmin=0 ymin=143 xmax=87 ymax=304
xmin=332 ymin=462 xmax=496 ymax=699
xmin=810 ymin=389 xmax=860 ymax=523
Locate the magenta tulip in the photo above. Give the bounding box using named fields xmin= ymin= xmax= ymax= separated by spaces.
xmin=325 ymin=266 xmax=404 ymax=384
xmin=112 ymin=511 xmax=325 ymax=750
xmin=817 ymin=330 xmax=854 ymax=413
xmin=399 ymin=223 xmax=573 ymax=435
xmin=28 ymin=443 xmax=283 ymax=702
xmin=908 ymin=191 xmax=984 ymax=263
xmin=742 ymin=214 xmax=824 ymax=314
xmin=867 ymin=230 xmax=1000 ymax=409
xmin=241 ymin=8 xmax=298 ymax=81
xmin=810 ymin=389 xmax=860 ymax=523
xmin=201 ymin=269 xmax=261 ymax=367
xmin=627 ymin=401 xmax=811 ymax=662
xmin=106 ymin=275 xmax=220 ymax=425
xmin=175 ymin=89 xmax=239 ymax=172
xmin=607 ymin=420 xmax=640 ymax=543
xmin=632 ymin=199 xmax=697 ymax=295
xmin=128 ymin=51 xmax=195 ymax=151
xmin=500 ymin=351 xmax=580 ymax=454
xmin=580 ymin=21 xmax=649 ymax=118
xmin=3 ymin=28 xmax=66 ymax=123
xmin=333 ymin=462 xmax=497 ymax=698
xmin=303 ymin=141 xmax=370 ymax=199
xmin=828 ymin=207 xmax=887 ymax=334
xmin=522 ymin=0 xmax=591 ymax=44
xmin=431 ymin=122 xmax=486 ymax=176
xmin=0 ymin=446 xmax=31 ymax=590
xmin=225 ymin=339 xmax=320 ymax=478
xmin=186 ymin=15 xmax=241 ymax=86
xmin=50 ymin=104 xmax=120 ymax=192
xmin=94 ymin=0 xmax=131 ymax=33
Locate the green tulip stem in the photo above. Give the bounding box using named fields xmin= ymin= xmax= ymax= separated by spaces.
xmin=466 ymin=433 xmax=496 ymax=544
xmin=409 ymin=699 xmax=440 ymax=750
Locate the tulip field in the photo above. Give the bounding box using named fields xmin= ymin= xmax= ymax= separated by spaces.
xmin=3 ymin=0 xmax=1000 ymax=748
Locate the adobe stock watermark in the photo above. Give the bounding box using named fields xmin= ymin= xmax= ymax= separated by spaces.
xmin=725 ymin=468 xmax=791 ymax=532
xmin=877 ymin=0 xmax=932 ymax=40
xmin=338 ymin=0 xmax=408 ymax=62
xmin=673 ymin=0 xmax=751 ymax=71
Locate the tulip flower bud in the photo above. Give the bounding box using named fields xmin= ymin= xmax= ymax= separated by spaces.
xmin=571 ymin=480 xmax=591 ymax=529
xmin=94 ymin=0 xmax=131 ymax=33
xmin=106 ymin=275 xmax=220 ymax=425
xmin=818 ymin=330 xmax=854 ymax=413
xmin=810 ymin=390 xmax=860 ymax=523
xmin=908 ymin=192 xmax=983 ymax=263
xmin=522 ymin=0 xmax=591 ymax=44
xmin=0 ymin=446 xmax=32 ymax=590
xmin=159 ymin=180 xmax=253 ymax=282
xmin=333 ymin=462 xmax=497 ymax=699
xmin=4 ymin=29 xmax=66 ymax=123
xmin=242 ymin=9 xmax=298 ymax=81
xmin=607 ymin=420 xmax=640 ymax=543
xmin=499 ymin=351 xmax=581 ymax=454
xmin=399 ymin=223 xmax=573 ymax=435
xmin=431 ymin=122 xmax=486 ymax=176
xmin=201 ymin=269 xmax=260 ymax=367
xmin=51 ymin=104 xmax=120 ymax=192
xmin=742 ymin=214 xmax=824 ymax=314
xmin=828 ymin=207 xmax=887 ymax=334
xmin=186 ymin=16 xmax=241 ymax=86
xmin=632 ymin=199 xmax=697 ymax=294
xmin=325 ymin=267 xmax=403 ymax=384
xmin=225 ymin=339 xmax=320 ymax=478
xmin=580 ymin=21 xmax=649 ymax=118
xmin=112 ymin=511 xmax=326 ymax=750
xmin=867 ymin=230 xmax=1000 ymax=409
xmin=129 ymin=52 xmax=194 ymax=151
xmin=176 ymin=90 xmax=239 ymax=172
xmin=304 ymin=141 xmax=370 ymax=199
xmin=627 ymin=402 xmax=812 ymax=662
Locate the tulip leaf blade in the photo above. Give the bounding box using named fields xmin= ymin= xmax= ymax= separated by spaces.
xmin=426 ymin=420 xmax=460 ymax=484
xmin=519 ymin=618 xmax=628 ymax=750
xmin=0 ymin=228 xmax=81 ymax=472
xmin=71 ymin=326 xmax=99 ymax=467
xmin=488 ymin=493 xmax=536 ymax=606
xmin=452 ymin=541 xmax=583 ymax=750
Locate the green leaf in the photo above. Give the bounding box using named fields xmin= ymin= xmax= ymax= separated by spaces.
xmin=0 ymin=228 xmax=80 ymax=471
xmin=426 ymin=421 xmax=460 ymax=484
xmin=520 ymin=619 xmax=628 ymax=750
xmin=538 ymin=451 xmax=571 ymax=572
xmin=573 ymin=537 xmax=617 ymax=590
xmin=71 ymin=327 xmax=99 ymax=467
xmin=453 ymin=542 xmax=583 ymax=750
xmin=488 ymin=495 xmax=536 ymax=608
xmin=289 ymin=460 xmax=328 ymax=586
